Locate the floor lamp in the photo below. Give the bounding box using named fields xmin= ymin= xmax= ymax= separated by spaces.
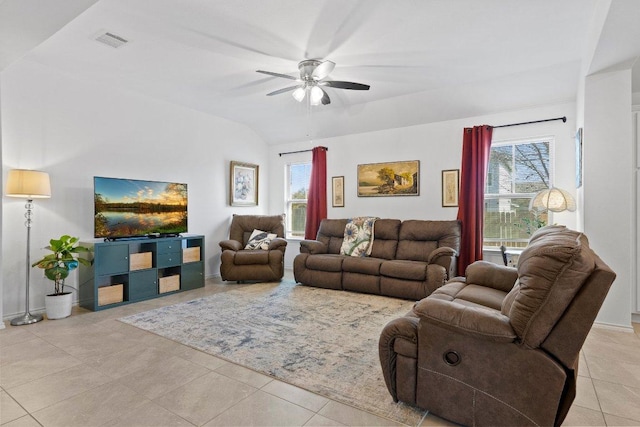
xmin=5 ymin=169 xmax=51 ymax=326
xmin=529 ymin=187 xmax=577 ymax=213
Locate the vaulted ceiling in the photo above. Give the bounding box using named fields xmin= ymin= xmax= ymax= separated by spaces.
xmin=2 ymin=0 xmax=640 ymax=144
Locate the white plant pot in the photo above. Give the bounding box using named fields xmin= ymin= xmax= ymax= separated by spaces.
xmin=45 ymin=292 xmax=73 ymax=320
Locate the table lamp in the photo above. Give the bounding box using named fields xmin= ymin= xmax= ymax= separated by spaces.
xmin=5 ymin=169 xmax=51 ymax=326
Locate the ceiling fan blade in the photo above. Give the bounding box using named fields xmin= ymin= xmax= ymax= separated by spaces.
xmin=311 ymin=60 xmax=336 ymax=80
xmin=266 ymin=85 xmax=301 ymax=96
xmin=256 ymin=70 xmax=299 ymax=80
xmin=321 ymin=81 xmax=370 ymax=90
xmin=321 ymin=88 xmax=331 ymax=105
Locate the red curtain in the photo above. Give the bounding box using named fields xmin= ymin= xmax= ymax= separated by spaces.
xmin=304 ymin=146 xmax=327 ymax=239
xmin=456 ymin=125 xmax=493 ymax=276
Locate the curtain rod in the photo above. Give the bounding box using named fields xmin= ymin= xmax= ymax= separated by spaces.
xmin=278 ymin=146 xmax=328 ymax=157
xmin=493 ymin=116 xmax=566 ymax=129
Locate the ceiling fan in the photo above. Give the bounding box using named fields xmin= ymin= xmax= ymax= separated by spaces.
xmin=256 ymin=59 xmax=370 ymax=106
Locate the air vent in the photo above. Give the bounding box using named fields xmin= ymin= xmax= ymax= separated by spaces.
xmin=94 ymin=32 xmax=129 ymax=48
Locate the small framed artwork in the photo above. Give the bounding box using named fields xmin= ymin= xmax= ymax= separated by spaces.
xmin=332 ymin=176 xmax=345 ymax=207
xmin=357 ymin=160 xmax=420 ymax=197
xmin=230 ymin=161 xmax=259 ymax=206
xmin=575 ymin=128 xmax=583 ymax=188
xmin=442 ymin=169 xmax=460 ymax=207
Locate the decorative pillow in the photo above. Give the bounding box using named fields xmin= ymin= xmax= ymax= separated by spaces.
xmin=245 ymin=229 xmax=277 ymax=250
xmin=339 ymin=217 xmax=378 ymax=257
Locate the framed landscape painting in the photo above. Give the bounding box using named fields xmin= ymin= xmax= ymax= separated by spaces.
xmin=357 ymin=160 xmax=419 ymax=197
xmin=442 ymin=169 xmax=460 ymax=207
xmin=230 ymin=161 xmax=258 ymax=206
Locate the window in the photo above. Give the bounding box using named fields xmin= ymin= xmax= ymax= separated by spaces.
xmin=484 ymin=138 xmax=553 ymax=249
xmin=285 ymin=162 xmax=311 ymax=238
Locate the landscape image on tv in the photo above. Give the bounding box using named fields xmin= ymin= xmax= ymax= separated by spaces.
xmin=94 ymin=177 xmax=188 ymax=238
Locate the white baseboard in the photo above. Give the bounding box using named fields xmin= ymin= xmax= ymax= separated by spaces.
xmin=593 ymin=321 xmax=636 ymax=333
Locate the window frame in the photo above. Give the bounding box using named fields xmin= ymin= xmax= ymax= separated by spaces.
xmin=483 ymin=136 xmax=555 ymax=249
xmin=285 ymin=161 xmax=311 ymax=239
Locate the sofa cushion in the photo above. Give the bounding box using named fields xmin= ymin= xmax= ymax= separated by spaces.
xmin=228 ymin=214 xmax=285 ymax=246
xmin=369 ymin=219 xmax=401 ymax=260
xmin=233 ymin=250 xmax=270 ymax=265
xmin=343 ymin=256 xmax=384 ymax=275
xmin=396 ymin=220 xmax=454 ymax=262
xmin=380 ymin=260 xmax=427 ymax=281
xmin=305 ymin=254 xmax=345 ymax=272
xmin=501 ymin=280 xmax=520 ymax=316
xmin=430 ymin=282 xmax=506 ymax=311
xmin=316 ymin=219 xmax=349 ymax=254
xmin=509 ymin=226 xmax=596 ymax=348
xmin=395 ymin=220 xmax=461 ymax=262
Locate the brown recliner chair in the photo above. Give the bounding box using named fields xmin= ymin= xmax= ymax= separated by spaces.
xmin=219 ymin=214 xmax=287 ymax=282
xmin=379 ymin=225 xmax=616 ymax=427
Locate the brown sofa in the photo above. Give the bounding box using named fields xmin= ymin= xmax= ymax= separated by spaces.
xmin=379 ymin=225 xmax=616 ymax=426
xmin=293 ymin=218 xmax=461 ymax=300
xmin=219 ymin=214 xmax=288 ymax=282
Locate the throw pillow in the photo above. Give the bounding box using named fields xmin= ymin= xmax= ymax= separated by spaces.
xmin=339 ymin=217 xmax=378 ymax=257
xmin=245 ymin=229 xmax=277 ymax=250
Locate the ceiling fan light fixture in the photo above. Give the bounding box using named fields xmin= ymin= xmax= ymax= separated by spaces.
xmin=292 ymin=87 xmax=306 ymax=102
xmin=309 ymin=86 xmax=323 ymax=105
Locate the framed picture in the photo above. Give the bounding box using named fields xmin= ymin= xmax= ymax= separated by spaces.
xmin=332 ymin=176 xmax=345 ymax=207
xmin=441 ymin=169 xmax=460 ymax=207
xmin=357 ymin=160 xmax=419 ymax=197
xmin=575 ymin=128 xmax=583 ymax=188
xmin=230 ymin=161 xmax=259 ymax=206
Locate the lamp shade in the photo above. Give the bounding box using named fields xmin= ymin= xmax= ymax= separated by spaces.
xmin=292 ymin=87 xmax=306 ymax=102
xmin=529 ymin=187 xmax=575 ymax=212
xmin=5 ymin=169 xmax=51 ymax=198
xmin=309 ymin=86 xmax=323 ymax=105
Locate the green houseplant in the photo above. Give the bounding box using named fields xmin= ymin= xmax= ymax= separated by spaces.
xmin=32 ymin=235 xmax=91 ymax=319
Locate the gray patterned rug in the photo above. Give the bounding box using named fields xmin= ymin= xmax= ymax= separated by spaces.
xmin=120 ymin=280 xmax=427 ymax=426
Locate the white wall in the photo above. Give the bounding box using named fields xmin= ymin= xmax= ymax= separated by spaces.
xmin=1 ymin=59 xmax=270 ymax=320
xmin=583 ymin=67 xmax=633 ymax=328
xmin=0 ymin=83 xmax=4 ymax=327
xmin=270 ymin=102 xmax=578 ymax=269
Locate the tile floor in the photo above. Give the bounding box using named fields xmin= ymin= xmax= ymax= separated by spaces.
xmin=1 ymin=272 xmax=639 ymax=427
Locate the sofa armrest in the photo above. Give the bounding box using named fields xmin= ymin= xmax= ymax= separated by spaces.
xmin=219 ymin=239 xmax=243 ymax=251
xmin=268 ymin=237 xmax=288 ymax=251
xmin=427 ymin=246 xmax=458 ymax=278
xmin=299 ymin=240 xmax=328 ymax=255
xmin=465 ymin=260 xmax=518 ymax=293
xmin=413 ymin=298 xmax=516 ymax=343
xmin=427 ymin=246 xmax=456 ymax=263
xmin=379 ymin=316 xmax=420 ymax=403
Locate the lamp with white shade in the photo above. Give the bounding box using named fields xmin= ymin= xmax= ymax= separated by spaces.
xmin=529 ymin=187 xmax=576 ymax=213
xmin=5 ymin=169 xmax=51 ymax=326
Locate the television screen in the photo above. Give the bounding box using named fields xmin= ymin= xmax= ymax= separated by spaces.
xmin=94 ymin=176 xmax=188 ymax=239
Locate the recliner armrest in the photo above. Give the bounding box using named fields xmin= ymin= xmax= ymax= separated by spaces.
xmin=413 ymin=298 xmax=516 ymax=343
xmin=427 ymin=246 xmax=457 ymax=263
xmin=465 ymin=260 xmax=518 ymax=293
xmin=299 ymin=240 xmax=328 ymax=254
xmin=268 ymin=237 xmax=288 ymax=251
xmin=219 ymin=239 xmax=243 ymax=251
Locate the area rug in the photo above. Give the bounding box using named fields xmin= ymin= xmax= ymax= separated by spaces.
xmin=119 ymin=280 xmax=427 ymax=426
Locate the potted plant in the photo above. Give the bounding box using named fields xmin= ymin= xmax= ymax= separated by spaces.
xmin=32 ymin=235 xmax=91 ymax=319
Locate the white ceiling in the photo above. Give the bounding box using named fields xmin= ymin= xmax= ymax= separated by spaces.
xmin=2 ymin=0 xmax=640 ymax=144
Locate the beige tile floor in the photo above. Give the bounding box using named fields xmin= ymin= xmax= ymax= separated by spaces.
xmin=1 ymin=272 xmax=639 ymax=427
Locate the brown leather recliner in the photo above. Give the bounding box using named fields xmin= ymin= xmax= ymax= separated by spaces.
xmin=219 ymin=214 xmax=287 ymax=282
xmin=379 ymin=225 xmax=616 ymax=426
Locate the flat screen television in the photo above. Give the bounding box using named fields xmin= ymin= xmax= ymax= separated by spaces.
xmin=94 ymin=176 xmax=188 ymax=239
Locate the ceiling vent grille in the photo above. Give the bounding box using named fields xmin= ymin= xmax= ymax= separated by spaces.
xmin=95 ymin=32 xmax=129 ymax=48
